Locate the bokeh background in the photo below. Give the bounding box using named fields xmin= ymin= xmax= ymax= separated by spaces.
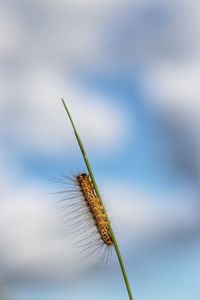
xmin=0 ymin=0 xmax=200 ymax=299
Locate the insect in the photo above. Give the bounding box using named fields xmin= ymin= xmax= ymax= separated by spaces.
xmin=57 ymin=173 xmax=113 ymax=267
xmin=77 ymin=173 xmax=113 ymax=246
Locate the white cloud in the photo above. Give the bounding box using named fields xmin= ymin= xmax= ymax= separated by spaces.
xmin=141 ymin=0 xmax=200 ymax=166
xmin=143 ymin=64 xmax=200 ymax=169
xmin=0 ymin=0 xmax=136 ymax=158
xmin=144 ymin=61 xmax=200 ymax=126
xmin=103 ymin=181 xmax=198 ymax=245
xmin=0 ymin=185 xmax=82 ymax=281
xmin=0 ymin=4 xmax=23 ymax=58
xmin=0 ymin=66 xmax=128 ymax=156
xmin=0 ymin=173 xmax=197 ymax=281
xmin=3 ymin=0 xmax=199 ymax=158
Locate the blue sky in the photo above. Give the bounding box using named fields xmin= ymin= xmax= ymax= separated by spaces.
xmin=0 ymin=0 xmax=200 ymax=299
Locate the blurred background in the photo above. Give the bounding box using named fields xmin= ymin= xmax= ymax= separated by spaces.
xmin=0 ymin=0 xmax=200 ymax=299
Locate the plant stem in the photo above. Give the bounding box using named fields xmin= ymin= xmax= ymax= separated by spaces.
xmin=61 ymin=98 xmax=134 ymax=300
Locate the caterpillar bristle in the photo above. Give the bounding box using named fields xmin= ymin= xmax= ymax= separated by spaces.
xmin=57 ymin=172 xmax=113 ymax=267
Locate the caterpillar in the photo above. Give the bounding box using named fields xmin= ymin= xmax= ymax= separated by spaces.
xmin=77 ymin=173 xmax=113 ymax=246
xmin=57 ymin=173 xmax=113 ymax=267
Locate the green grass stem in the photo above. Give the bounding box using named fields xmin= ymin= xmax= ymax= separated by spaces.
xmin=61 ymin=98 xmax=134 ymax=300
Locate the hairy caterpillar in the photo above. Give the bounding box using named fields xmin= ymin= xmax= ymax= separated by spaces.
xmin=77 ymin=173 xmax=113 ymax=246
xmin=57 ymin=173 xmax=113 ymax=266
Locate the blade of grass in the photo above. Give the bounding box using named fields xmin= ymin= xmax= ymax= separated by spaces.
xmin=61 ymin=98 xmax=134 ymax=300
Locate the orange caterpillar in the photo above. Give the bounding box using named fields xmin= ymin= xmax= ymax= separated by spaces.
xmin=56 ymin=172 xmax=113 ymax=266
xmin=77 ymin=173 xmax=113 ymax=246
